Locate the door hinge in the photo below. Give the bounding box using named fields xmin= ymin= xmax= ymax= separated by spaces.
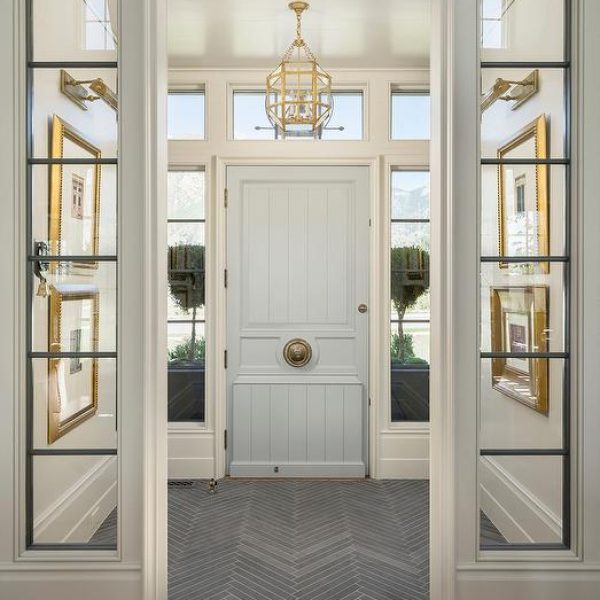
xmin=224 ymin=268 xmax=228 ymax=288
xmin=368 ymin=397 xmax=372 ymax=406
xmin=224 ymin=429 xmax=228 ymax=450
xmin=224 ymin=188 xmax=228 ymax=208
xmin=224 ymin=349 xmax=228 ymax=369
xmin=369 ymin=218 xmax=372 ymax=227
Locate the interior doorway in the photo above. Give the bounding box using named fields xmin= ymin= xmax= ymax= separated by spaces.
xmin=225 ymin=165 xmax=370 ymax=477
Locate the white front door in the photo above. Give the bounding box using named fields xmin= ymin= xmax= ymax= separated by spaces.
xmin=226 ymin=165 xmax=369 ymax=477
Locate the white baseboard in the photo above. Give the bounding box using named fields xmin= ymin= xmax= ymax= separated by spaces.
xmin=0 ymin=569 xmax=141 ymax=600
xmin=378 ymin=457 xmax=429 ymax=479
xmin=34 ymin=456 xmax=117 ymax=544
xmin=480 ymin=456 xmax=561 ymax=544
xmin=168 ymin=457 xmax=214 ymax=479
xmin=377 ymin=429 xmax=430 ymax=479
xmin=167 ymin=428 xmax=215 ymax=479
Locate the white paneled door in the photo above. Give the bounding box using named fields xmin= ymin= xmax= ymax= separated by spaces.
xmin=226 ymin=166 xmax=370 ymax=477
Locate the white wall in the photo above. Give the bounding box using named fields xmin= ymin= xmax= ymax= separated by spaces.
xmin=167 ymin=67 xmax=431 ymax=480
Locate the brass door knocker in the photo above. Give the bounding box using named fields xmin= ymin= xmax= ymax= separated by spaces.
xmin=283 ymin=338 xmax=312 ymax=367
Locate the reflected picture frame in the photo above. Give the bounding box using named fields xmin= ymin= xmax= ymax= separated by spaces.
xmin=490 ymin=285 xmax=549 ymax=414
xmin=48 ymin=284 xmax=99 ymax=443
xmin=49 ymin=114 xmax=101 ymax=271
xmin=498 ymin=114 xmax=549 ymax=273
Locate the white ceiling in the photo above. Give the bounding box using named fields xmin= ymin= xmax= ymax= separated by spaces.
xmin=168 ymin=0 xmax=430 ymax=69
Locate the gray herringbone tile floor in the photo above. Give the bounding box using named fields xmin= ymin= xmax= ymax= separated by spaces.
xmin=168 ymin=479 xmax=429 ymax=600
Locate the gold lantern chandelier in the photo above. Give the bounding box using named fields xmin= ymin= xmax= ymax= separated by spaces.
xmin=266 ymin=2 xmax=333 ymax=136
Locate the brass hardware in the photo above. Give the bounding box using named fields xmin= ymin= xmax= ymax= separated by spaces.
xmin=358 ymin=304 xmax=368 ymax=313
xmin=265 ymin=2 xmax=333 ymax=135
xmin=208 ymin=478 xmax=218 ymax=494
xmin=283 ymin=338 xmax=312 ymax=367
xmin=61 ymin=69 xmax=118 ymax=112
xmin=481 ymin=70 xmax=539 ymax=113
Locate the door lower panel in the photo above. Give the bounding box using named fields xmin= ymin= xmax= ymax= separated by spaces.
xmin=230 ymin=382 xmax=365 ymax=478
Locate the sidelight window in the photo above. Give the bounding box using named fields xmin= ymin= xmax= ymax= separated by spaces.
xmin=167 ymin=169 xmax=206 ymax=422
xmin=390 ymin=170 xmax=431 ymax=422
xmin=478 ymin=0 xmax=572 ymax=550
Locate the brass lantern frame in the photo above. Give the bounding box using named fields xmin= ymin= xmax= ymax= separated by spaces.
xmin=265 ymin=2 xmax=333 ymax=135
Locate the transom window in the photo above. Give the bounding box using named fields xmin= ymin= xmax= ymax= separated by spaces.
xmin=168 ymin=89 xmax=206 ymax=140
xmin=390 ymin=89 xmax=431 ymax=140
xmin=232 ymin=89 xmax=364 ymax=140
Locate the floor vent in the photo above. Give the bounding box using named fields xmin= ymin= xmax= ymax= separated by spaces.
xmin=168 ymin=480 xmax=194 ymax=487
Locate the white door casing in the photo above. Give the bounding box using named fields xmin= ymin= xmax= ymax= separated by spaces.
xmin=226 ymin=165 xmax=370 ymax=477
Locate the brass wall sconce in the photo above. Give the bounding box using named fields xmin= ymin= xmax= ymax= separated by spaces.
xmin=481 ymin=69 xmax=539 ymax=113
xmin=60 ymin=70 xmax=118 ymax=112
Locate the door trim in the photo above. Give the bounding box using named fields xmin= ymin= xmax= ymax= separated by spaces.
xmin=214 ymin=157 xmax=381 ymax=479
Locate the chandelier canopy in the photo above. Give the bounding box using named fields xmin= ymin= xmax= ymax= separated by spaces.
xmin=266 ymin=2 xmax=333 ymax=136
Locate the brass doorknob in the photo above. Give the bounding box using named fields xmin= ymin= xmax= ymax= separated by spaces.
xmin=283 ymin=338 xmax=312 ymax=367
xmin=358 ymin=304 xmax=368 ymax=313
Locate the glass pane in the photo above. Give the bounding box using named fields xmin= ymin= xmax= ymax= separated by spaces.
xmin=481 ymin=69 xmax=566 ymax=159
xmin=391 ymin=321 xmax=430 ymax=366
xmin=481 ymin=165 xmax=566 ymax=258
xmin=32 ymin=358 xmax=116 ymax=449
xmin=479 ymin=455 xmax=563 ymax=547
xmin=320 ymin=93 xmax=363 ymax=140
xmin=391 ymin=93 xmax=431 ymax=140
xmin=168 ymin=170 xmax=205 ymax=220
xmin=480 ymin=358 xmax=564 ymax=448
xmin=32 ymin=165 xmax=117 ymax=257
xmin=168 ymin=321 xmax=205 ymax=363
xmin=32 ymin=0 xmax=118 ymax=61
xmin=391 ymin=352 xmax=430 ymax=422
xmin=33 ymin=69 xmax=118 ymax=159
xmin=168 ymin=276 xmax=206 ymax=321
xmin=32 ymin=261 xmax=117 ymax=353
xmin=391 ymin=171 xmax=430 ymax=220
xmin=480 ymin=0 xmax=565 ymax=62
xmin=480 ymin=261 xmax=564 ymax=352
xmin=168 ymin=92 xmax=205 ymax=140
xmin=168 ymin=223 xmax=205 ymax=247
xmin=168 ymin=271 xmax=205 ymax=322
xmin=168 ymin=358 xmax=205 ymax=422
xmin=33 ymin=455 xmax=117 ymax=546
xmin=233 ymin=92 xmax=276 ymax=140
xmin=391 ymin=222 xmax=430 ymax=252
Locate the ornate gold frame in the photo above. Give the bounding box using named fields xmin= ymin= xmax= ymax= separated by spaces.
xmin=490 ymin=285 xmax=549 ymax=415
xmin=49 ymin=114 xmax=102 ymax=270
xmin=48 ymin=286 xmax=99 ymax=443
xmin=497 ymin=114 xmax=549 ymax=272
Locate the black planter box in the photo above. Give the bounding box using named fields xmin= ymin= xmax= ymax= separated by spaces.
xmin=168 ymin=362 xmax=205 ymax=422
xmin=391 ymin=366 xmax=430 ymax=422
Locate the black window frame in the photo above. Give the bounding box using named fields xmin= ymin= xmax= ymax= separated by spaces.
xmin=478 ymin=0 xmax=573 ymax=552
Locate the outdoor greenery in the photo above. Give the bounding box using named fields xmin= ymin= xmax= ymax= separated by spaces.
xmin=168 ymin=244 xmax=205 ymax=363
xmin=390 ymin=245 xmax=430 ymax=363
xmin=169 ymin=337 xmax=206 ymax=363
xmin=390 ymin=332 xmax=428 ymax=367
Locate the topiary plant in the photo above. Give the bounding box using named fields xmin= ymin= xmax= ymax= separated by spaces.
xmin=390 ymin=246 xmax=430 ymax=362
xmin=168 ymin=244 xmax=205 ymax=363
